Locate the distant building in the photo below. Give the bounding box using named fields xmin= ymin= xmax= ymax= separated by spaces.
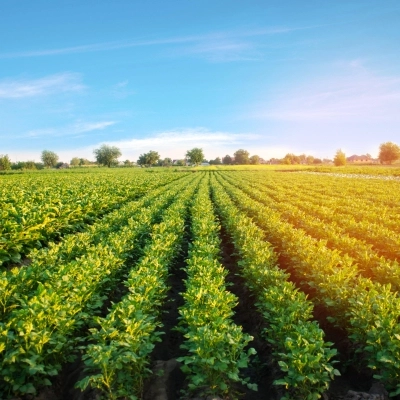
xmin=346 ymin=154 xmax=374 ymax=163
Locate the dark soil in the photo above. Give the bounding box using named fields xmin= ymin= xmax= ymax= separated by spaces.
xmin=217 ymin=227 xmax=284 ymax=400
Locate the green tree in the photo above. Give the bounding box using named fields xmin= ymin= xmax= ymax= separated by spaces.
xmin=209 ymin=157 xmax=222 ymax=165
xmin=186 ymin=148 xmax=204 ymax=166
xmin=306 ymin=155 xmax=315 ymax=165
xmin=250 ymin=155 xmax=260 ymax=165
xmin=233 ymin=149 xmax=250 ymax=165
xmin=79 ymin=158 xmax=91 ymax=166
xmin=0 ymin=154 xmax=11 ymax=170
xmin=222 ymin=155 xmax=232 ymax=165
xmin=282 ymin=153 xmax=301 ymax=165
xmin=70 ymin=157 xmax=80 ymax=166
xmin=161 ymin=157 xmax=172 ymax=167
xmin=93 ymin=145 xmax=122 ymax=167
xmin=378 ymin=142 xmax=400 ymax=164
xmin=176 ymin=159 xmax=186 ymax=166
xmin=41 ymin=150 xmax=59 ymax=168
xmin=137 ymin=150 xmax=160 ymax=167
xmin=333 ymin=149 xmax=346 ymax=166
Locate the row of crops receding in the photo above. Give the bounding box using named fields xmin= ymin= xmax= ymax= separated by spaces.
xmin=0 ymin=169 xmax=399 ymax=399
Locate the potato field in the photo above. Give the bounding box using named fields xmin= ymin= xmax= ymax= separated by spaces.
xmin=1 ymin=168 xmax=399 ymax=400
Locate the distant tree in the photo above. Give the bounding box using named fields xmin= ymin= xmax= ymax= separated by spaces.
xmin=137 ymin=150 xmax=160 ymax=167
xmin=0 ymin=154 xmax=11 ymax=170
xmin=282 ymin=153 xmax=301 ymax=165
xmin=123 ymin=159 xmax=133 ymax=167
xmin=234 ymin=149 xmax=250 ymax=165
xmin=41 ymin=150 xmax=59 ymax=168
xmin=176 ymin=159 xmax=186 ymax=166
xmin=12 ymin=161 xmax=37 ymax=169
xmin=378 ymin=142 xmax=400 ymax=164
xmin=70 ymin=157 xmax=80 ymax=166
xmin=186 ymin=148 xmax=204 ymax=166
xmin=250 ymin=155 xmax=260 ymax=165
xmin=209 ymin=157 xmax=222 ymax=165
xmin=222 ymin=155 xmax=232 ymax=165
xmin=333 ymin=149 xmax=346 ymax=166
xmin=306 ymin=155 xmax=315 ymax=165
xmin=299 ymin=154 xmax=307 ymax=164
xmin=161 ymin=157 xmax=172 ymax=167
xmin=313 ymin=158 xmax=322 ymax=164
xmin=79 ymin=158 xmax=91 ymax=166
xmin=94 ymin=145 xmax=122 ymax=167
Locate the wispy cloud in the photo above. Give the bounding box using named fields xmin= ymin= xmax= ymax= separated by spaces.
xmin=111 ymin=80 xmax=135 ymax=99
xmin=0 ymin=73 xmax=85 ymax=99
xmin=251 ymin=62 xmax=400 ymax=122
xmin=0 ymin=25 xmax=318 ymax=62
xmin=20 ymin=120 xmax=116 ymax=138
xmin=5 ymin=127 xmax=289 ymax=163
xmin=98 ymin=127 xmax=260 ymax=159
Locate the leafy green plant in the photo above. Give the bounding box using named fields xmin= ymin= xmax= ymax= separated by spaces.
xmin=75 ymin=174 xmax=200 ymax=399
xmin=177 ymin=176 xmax=256 ymax=398
xmin=211 ymin=174 xmax=339 ymax=398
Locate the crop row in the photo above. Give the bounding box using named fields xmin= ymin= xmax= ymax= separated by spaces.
xmin=0 ymin=173 xmax=196 ymax=321
xmin=240 ymin=169 xmax=400 ymax=213
xmin=234 ymin=171 xmax=400 ymax=235
xmin=76 ymin=173 xmax=200 ymax=400
xmin=210 ymin=174 xmax=339 ymax=399
xmin=0 ymin=170 xmax=185 ymax=266
xmin=215 ymin=173 xmax=400 ymax=396
xmin=220 ymin=172 xmax=400 ymax=290
xmin=225 ymin=171 xmax=400 ymax=259
xmin=0 ymin=173 xmax=200 ymax=397
xmin=177 ymin=174 xmax=255 ymax=398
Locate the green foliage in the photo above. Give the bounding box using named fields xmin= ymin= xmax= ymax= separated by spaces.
xmin=217 ymin=170 xmax=400 ymax=393
xmin=333 ymin=149 xmax=346 ymax=166
xmin=233 ymin=149 xmax=250 ymax=164
xmin=177 ymin=177 xmax=255 ymax=398
xmin=137 ymin=150 xmax=160 ymax=167
xmin=378 ymin=141 xmax=400 ymax=164
xmin=93 ymin=145 xmax=122 ymax=167
xmin=41 ymin=150 xmax=59 ymax=168
xmin=211 ymin=174 xmax=339 ymax=398
xmin=225 ymin=171 xmax=400 ymax=291
xmin=70 ymin=157 xmax=80 ymax=166
xmin=222 ymin=154 xmax=232 ymax=165
xmin=0 ymin=171 xmax=185 ymax=267
xmin=249 ymin=154 xmax=260 ymax=165
xmin=0 ymin=173 xmax=197 ymax=396
xmin=0 ymin=154 xmax=11 ymax=170
xmin=76 ymin=176 xmax=198 ymax=398
xmin=209 ymin=157 xmax=222 ymax=165
xmin=186 ymin=147 xmax=204 ymax=166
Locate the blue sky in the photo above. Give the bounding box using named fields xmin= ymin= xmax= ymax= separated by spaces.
xmin=1 ymin=0 xmax=399 ymax=162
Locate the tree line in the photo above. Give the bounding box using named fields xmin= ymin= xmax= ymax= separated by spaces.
xmin=1 ymin=142 xmax=400 ymax=171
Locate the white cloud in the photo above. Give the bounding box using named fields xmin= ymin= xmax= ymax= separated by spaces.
xmin=21 ymin=120 xmax=116 ymax=138
xmin=251 ymin=63 xmax=400 ymax=122
xmin=0 ymin=73 xmax=85 ymax=99
xmin=0 ymin=25 xmax=318 ymax=62
xmin=5 ymin=127 xmax=302 ymax=163
xmin=101 ymin=127 xmax=260 ymax=159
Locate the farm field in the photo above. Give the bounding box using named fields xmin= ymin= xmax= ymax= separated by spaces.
xmin=0 ymin=168 xmax=399 ymax=400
